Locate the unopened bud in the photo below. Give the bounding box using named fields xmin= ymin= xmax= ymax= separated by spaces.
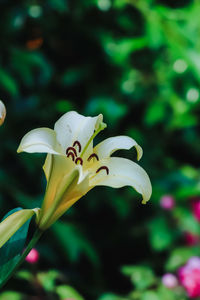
xmin=162 ymin=273 xmax=178 ymax=289
xmin=160 ymin=195 xmax=175 ymax=210
xmin=25 ymin=248 xmax=39 ymax=264
xmin=0 ymin=100 xmax=6 ymax=126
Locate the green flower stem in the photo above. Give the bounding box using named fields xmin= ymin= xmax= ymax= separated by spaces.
xmin=0 ymin=229 xmax=43 ymax=289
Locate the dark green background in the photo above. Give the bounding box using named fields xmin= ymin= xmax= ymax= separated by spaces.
xmin=0 ymin=0 xmax=200 ymax=299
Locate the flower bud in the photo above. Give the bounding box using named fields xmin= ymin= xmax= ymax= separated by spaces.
xmin=0 ymin=100 xmax=6 ymax=126
xmin=184 ymin=232 xmax=199 ymax=246
xmin=178 ymin=256 xmax=200 ymax=298
xmin=162 ymin=273 xmax=178 ymax=289
xmin=25 ymin=248 xmax=39 ymax=264
xmin=160 ymin=195 xmax=175 ymax=210
xmin=191 ymin=198 xmax=200 ymax=222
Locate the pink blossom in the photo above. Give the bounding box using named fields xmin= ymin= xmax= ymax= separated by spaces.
xmin=187 ymin=257 xmax=200 ymax=268
xmin=162 ymin=273 xmax=178 ymax=288
xmin=184 ymin=232 xmax=199 ymax=246
xmin=25 ymin=248 xmax=39 ymax=264
xmin=160 ymin=195 xmax=175 ymax=210
xmin=178 ymin=257 xmax=200 ymax=298
xmin=192 ymin=199 xmax=200 ymax=222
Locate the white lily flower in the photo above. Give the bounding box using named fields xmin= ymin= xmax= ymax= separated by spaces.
xmin=17 ymin=111 xmax=152 ymax=230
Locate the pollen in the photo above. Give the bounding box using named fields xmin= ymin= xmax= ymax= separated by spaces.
xmin=67 ymin=152 xmax=75 ymax=161
xmin=66 ymin=147 xmax=77 ymax=157
xmin=96 ymin=166 xmax=109 ymax=175
xmin=87 ymin=153 xmax=99 ymax=161
xmin=75 ymin=157 xmax=83 ymax=165
xmin=73 ymin=141 xmax=82 ymax=153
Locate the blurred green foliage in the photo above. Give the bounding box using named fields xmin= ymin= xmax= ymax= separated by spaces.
xmin=1 ymin=0 xmax=200 ymax=298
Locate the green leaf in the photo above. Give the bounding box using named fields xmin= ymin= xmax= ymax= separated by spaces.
xmin=102 ymin=36 xmax=147 ymax=64
xmin=98 ymin=294 xmax=127 ymax=300
xmin=0 ymin=291 xmax=22 ymax=300
xmin=142 ymin=291 xmax=160 ymax=300
xmin=0 ymin=208 xmax=32 ymax=286
xmin=166 ymin=246 xmax=200 ymax=271
xmin=146 ymin=11 xmax=164 ymax=49
xmin=149 ymin=217 xmax=174 ymax=251
xmin=113 ymin=0 xmax=127 ymax=9
xmin=37 ymin=270 xmax=60 ymax=292
xmin=61 ymin=68 xmax=87 ymax=86
xmin=144 ymin=100 xmax=167 ymax=126
xmin=48 ymin=0 xmax=68 ymax=12
xmin=121 ymin=265 xmax=156 ymax=290
xmin=157 ymin=285 xmax=176 ymax=300
xmin=0 ymin=69 xmax=19 ymax=97
xmin=85 ymin=97 xmax=127 ymax=126
xmin=55 ymin=100 xmax=74 ymax=113
xmin=173 ymin=207 xmax=199 ymax=234
xmin=56 ymin=285 xmax=85 ymax=300
xmin=11 ymin=50 xmax=52 ymax=86
xmin=52 ymin=221 xmax=100 ymax=265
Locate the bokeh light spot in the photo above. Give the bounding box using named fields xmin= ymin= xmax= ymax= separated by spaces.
xmin=28 ymin=5 xmax=42 ymax=18
xmin=186 ymin=88 xmax=199 ymax=103
xmin=97 ymin=0 xmax=111 ymax=11
xmin=173 ymin=59 xmax=187 ymax=73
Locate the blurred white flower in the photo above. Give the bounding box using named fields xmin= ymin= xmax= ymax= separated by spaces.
xmin=0 ymin=100 xmax=6 ymax=126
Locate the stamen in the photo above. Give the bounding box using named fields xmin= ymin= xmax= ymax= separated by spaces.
xmin=66 ymin=147 xmax=77 ymax=157
xmin=87 ymin=153 xmax=99 ymax=161
xmin=96 ymin=166 xmax=109 ymax=175
xmin=75 ymin=157 xmax=83 ymax=165
xmin=67 ymin=152 xmax=75 ymax=161
xmin=73 ymin=141 xmax=81 ymax=153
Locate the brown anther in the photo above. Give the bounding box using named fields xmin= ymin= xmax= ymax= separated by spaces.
xmin=66 ymin=147 xmax=77 ymax=157
xmin=73 ymin=140 xmax=82 ymax=153
xmin=96 ymin=166 xmax=109 ymax=175
xmin=67 ymin=152 xmax=75 ymax=161
xmin=87 ymin=153 xmax=99 ymax=161
xmin=75 ymin=157 xmax=83 ymax=165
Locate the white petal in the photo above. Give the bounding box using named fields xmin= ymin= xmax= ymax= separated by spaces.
xmin=17 ymin=128 xmax=63 ymax=155
xmin=94 ymin=135 xmax=143 ymax=160
xmin=54 ymin=111 xmax=104 ymax=154
xmin=89 ymin=157 xmax=152 ymax=204
xmin=44 ymin=172 xmax=90 ymax=228
xmin=38 ymin=154 xmax=87 ymax=229
xmin=43 ymin=154 xmax=52 ymax=181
